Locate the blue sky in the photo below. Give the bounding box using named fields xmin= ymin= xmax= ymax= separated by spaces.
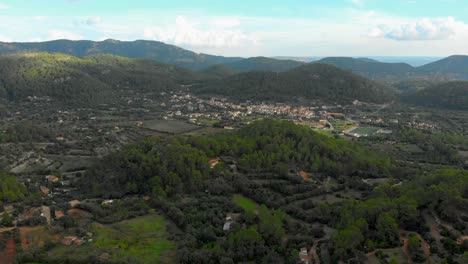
xmin=0 ymin=0 xmax=467 ymax=56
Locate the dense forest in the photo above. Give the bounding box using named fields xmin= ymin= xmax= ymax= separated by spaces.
xmin=0 ymin=53 xmax=204 ymax=104
xmin=316 ymin=57 xmax=416 ymax=77
xmin=222 ymin=57 xmax=304 ymax=72
xmin=84 ymin=119 xmax=392 ymax=198
xmin=194 ymin=64 xmax=396 ymax=104
xmin=78 ymin=120 xmax=467 ymax=263
xmin=402 ymin=81 xmax=468 ymax=110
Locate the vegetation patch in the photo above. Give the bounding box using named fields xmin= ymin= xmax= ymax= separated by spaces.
xmin=92 ymin=214 xmax=175 ymax=263
xmin=233 ymin=195 xmax=259 ymax=214
xmin=143 ymin=120 xmax=200 ymax=134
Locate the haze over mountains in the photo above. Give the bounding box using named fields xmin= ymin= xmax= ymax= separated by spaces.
xmin=0 ymin=39 xmax=467 ymax=109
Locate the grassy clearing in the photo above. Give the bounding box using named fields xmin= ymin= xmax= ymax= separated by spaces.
xmin=233 ymin=195 xmax=259 ymax=214
xmin=92 ymin=214 xmax=175 ymax=264
xmin=143 ymin=120 xmax=199 ymax=134
xmin=45 ymin=214 xmax=175 ymax=264
xmin=348 ymin=127 xmax=380 ymax=137
xmin=311 ymin=128 xmax=334 ymax=138
xmin=332 ymin=121 xmax=356 ymax=133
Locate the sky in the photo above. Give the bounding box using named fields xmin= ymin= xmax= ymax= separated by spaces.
xmin=0 ymin=0 xmax=467 ymax=57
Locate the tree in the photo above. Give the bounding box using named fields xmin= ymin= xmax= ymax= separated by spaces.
xmin=376 ymin=213 xmax=400 ymax=247
xmin=1 ymin=212 xmax=13 ymax=227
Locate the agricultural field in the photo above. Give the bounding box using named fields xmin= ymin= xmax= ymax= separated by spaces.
xmin=92 ymin=214 xmax=175 ymax=263
xmin=143 ymin=120 xmax=200 ymax=134
xmin=45 ymin=214 xmax=175 ymax=264
xmin=346 ymin=127 xmax=381 ymax=137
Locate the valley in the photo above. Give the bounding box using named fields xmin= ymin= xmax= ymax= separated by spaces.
xmin=0 ymin=40 xmax=466 ymax=264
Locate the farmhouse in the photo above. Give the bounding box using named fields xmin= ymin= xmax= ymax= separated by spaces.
xmin=46 ymin=175 xmax=59 ymax=183
xmin=299 ymin=247 xmax=313 ymax=264
xmin=209 ymin=158 xmax=220 ymax=169
xmin=40 ymin=186 xmax=50 ymax=195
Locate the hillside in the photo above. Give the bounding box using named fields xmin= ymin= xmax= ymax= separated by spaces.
xmin=194 ymin=63 xmax=395 ymax=104
xmin=418 ymin=55 xmax=468 ymax=79
xmin=200 ymin=64 xmax=238 ymax=79
xmin=0 ymin=52 xmax=203 ymax=104
xmin=0 ymin=39 xmax=243 ymax=70
xmin=316 ymin=57 xmax=416 ymax=78
xmin=402 ymin=81 xmax=468 ymax=110
xmin=224 ymin=57 xmax=304 ymax=72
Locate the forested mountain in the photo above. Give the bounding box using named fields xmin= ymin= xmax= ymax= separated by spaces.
xmin=0 ymin=52 xmax=204 ymax=104
xmin=316 ymin=57 xmax=416 ymax=78
xmin=418 ymin=55 xmax=468 ymax=79
xmin=223 ymin=57 xmax=304 ymax=72
xmin=194 ymin=63 xmax=396 ymax=103
xmin=200 ymin=64 xmax=239 ymax=79
xmin=316 ymin=56 xmax=468 ymax=84
xmin=0 ymin=39 xmax=243 ymax=70
xmin=402 ymin=81 xmax=468 ymax=110
xmin=2 ymin=39 xmax=467 ymax=79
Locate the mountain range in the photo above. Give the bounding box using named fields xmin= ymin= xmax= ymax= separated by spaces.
xmin=2 ymin=39 xmax=468 ymax=81
xmin=315 ymin=56 xmax=468 ymax=84
xmin=0 ymin=39 xmax=243 ymax=71
xmin=0 ymin=39 xmax=467 ymax=109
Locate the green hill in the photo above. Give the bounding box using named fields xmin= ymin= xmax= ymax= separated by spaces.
xmin=418 ymin=55 xmax=468 ymax=79
xmin=223 ymin=57 xmax=304 ymax=72
xmin=200 ymin=64 xmax=238 ymax=79
xmin=316 ymin=57 xmax=416 ymax=78
xmin=0 ymin=52 xmax=203 ymax=104
xmin=402 ymin=81 xmax=468 ymax=110
xmin=194 ymin=63 xmax=395 ymax=104
xmin=0 ymin=39 xmax=243 ymax=70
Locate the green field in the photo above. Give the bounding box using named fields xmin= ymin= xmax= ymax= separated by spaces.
xmin=311 ymin=128 xmax=334 ymax=138
xmin=93 ymin=214 xmax=175 ymax=263
xmin=45 ymin=214 xmax=175 ymax=264
xmin=347 ymin=127 xmax=380 ymax=137
xmin=233 ymin=195 xmax=259 ymax=214
xmin=143 ymin=120 xmax=200 ymax=134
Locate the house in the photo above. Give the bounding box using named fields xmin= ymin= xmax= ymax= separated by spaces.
xmin=223 ymin=222 xmax=232 ymax=231
xmin=297 ymin=170 xmax=309 ymax=181
xmin=46 ymin=175 xmax=59 ymax=183
xmin=69 ymin=200 xmax=80 ymax=208
xmin=102 ymin=200 xmax=114 ymax=206
xmin=223 ymin=213 xmax=240 ymax=232
xmin=56 ymin=136 xmax=65 ymax=141
xmin=40 ymin=186 xmax=50 ymax=195
xmin=135 ymin=121 xmax=144 ymax=127
xmin=209 ymin=158 xmax=220 ymax=169
xmin=55 ymin=210 xmax=65 ymax=219
xmin=299 ymin=247 xmax=312 ymax=264
xmin=62 ymin=236 xmax=83 ymax=246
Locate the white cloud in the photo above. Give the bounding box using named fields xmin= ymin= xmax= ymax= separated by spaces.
xmin=0 ymin=3 xmax=9 ymax=9
xmin=86 ymin=16 xmax=102 ymax=26
xmin=370 ymin=17 xmax=468 ymax=41
xmin=47 ymin=30 xmax=84 ymax=40
xmin=143 ymin=16 xmax=258 ymax=49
